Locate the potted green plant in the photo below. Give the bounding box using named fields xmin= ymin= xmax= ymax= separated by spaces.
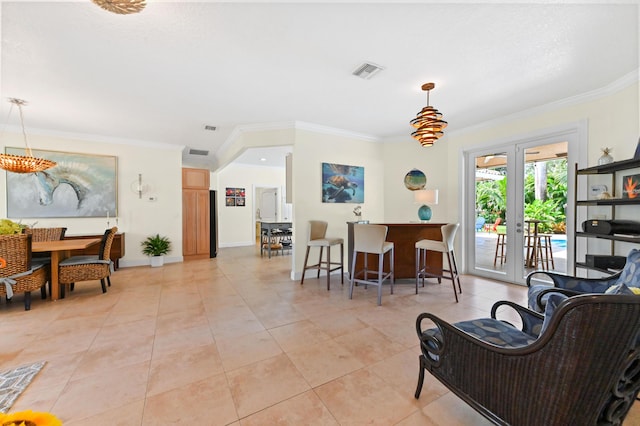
xmin=141 ymin=234 xmax=171 ymax=267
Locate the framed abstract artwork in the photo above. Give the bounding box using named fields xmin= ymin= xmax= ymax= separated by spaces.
xmin=5 ymin=148 xmax=117 ymax=218
xmin=322 ymin=162 xmax=364 ymax=203
xmin=225 ymin=187 xmax=245 ymax=206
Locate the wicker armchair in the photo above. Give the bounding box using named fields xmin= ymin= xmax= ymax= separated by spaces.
xmin=0 ymin=234 xmax=48 ymax=310
xmin=527 ymin=248 xmax=640 ymax=312
xmin=58 ymin=227 xmax=117 ymax=296
xmin=415 ymin=294 xmax=640 ymax=425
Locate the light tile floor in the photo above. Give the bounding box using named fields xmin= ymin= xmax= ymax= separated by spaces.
xmin=2 ymin=246 xmax=639 ymax=425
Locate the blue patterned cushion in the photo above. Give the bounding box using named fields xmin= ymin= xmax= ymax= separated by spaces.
xmin=605 ymin=283 xmax=636 ymax=295
xmin=425 ymin=318 xmax=537 ymax=349
xmin=528 ymin=284 xmax=555 ymax=312
xmin=559 ymin=277 xmax=611 ymax=294
xmin=540 ymin=293 xmax=568 ymax=334
xmin=616 ymin=249 xmax=640 ymax=287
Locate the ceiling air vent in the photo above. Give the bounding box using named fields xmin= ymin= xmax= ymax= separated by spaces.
xmin=189 ymin=148 xmax=209 ymax=156
xmin=352 ymin=62 xmax=384 ymax=79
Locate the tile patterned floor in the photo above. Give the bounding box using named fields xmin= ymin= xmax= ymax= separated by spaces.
xmin=1 ymin=245 xmax=639 ymax=425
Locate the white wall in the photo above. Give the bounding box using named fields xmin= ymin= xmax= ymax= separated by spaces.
xmin=291 ymin=129 xmax=385 ymax=279
xmin=0 ymin=132 xmax=184 ymax=267
xmin=215 ymin=163 xmax=286 ymax=247
xmin=382 ymin=138 xmax=450 ymax=223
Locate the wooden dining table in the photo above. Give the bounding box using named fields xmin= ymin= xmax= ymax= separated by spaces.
xmin=32 ymin=238 xmax=101 ymax=301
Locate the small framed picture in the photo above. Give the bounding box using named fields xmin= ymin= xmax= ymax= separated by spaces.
xmin=622 ymin=174 xmax=640 ymax=199
xmin=634 ymin=137 xmax=640 ymax=160
xmin=225 ymin=187 xmax=246 ymax=206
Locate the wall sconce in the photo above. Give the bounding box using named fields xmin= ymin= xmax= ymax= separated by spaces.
xmin=414 ymin=189 xmax=439 ymax=221
xmin=131 ymin=173 xmax=149 ymax=199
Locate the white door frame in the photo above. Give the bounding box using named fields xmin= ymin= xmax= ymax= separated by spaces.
xmin=462 ymin=121 xmax=587 ymax=285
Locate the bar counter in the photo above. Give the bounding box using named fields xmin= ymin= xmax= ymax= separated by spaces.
xmin=347 ymin=222 xmax=444 ymax=279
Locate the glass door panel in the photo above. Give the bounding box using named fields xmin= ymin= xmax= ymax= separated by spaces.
xmin=474 ymin=151 xmax=509 ymax=277
xmin=467 ymin=139 xmax=571 ymax=285
xmin=522 ymin=142 xmax=568 ymax=278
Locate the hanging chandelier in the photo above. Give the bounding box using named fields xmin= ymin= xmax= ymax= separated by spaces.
xmin=410 ymin=82 xmax=447 ymax=147
xmin=92 ymin=0 xmax=146 ymax=15
xmin=0 ymin=98 xmax=56 ymax=174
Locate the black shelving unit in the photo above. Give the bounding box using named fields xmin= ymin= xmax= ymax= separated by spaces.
xmin=573 ymin=159 xmax=640 ymax=275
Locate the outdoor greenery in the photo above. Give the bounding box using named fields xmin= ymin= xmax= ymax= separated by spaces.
xmin=476 ymin=159 xmax=567 ymax=233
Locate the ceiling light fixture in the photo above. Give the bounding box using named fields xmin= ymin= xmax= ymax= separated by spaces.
xmin=92 ymin=0 xmax=146 ymax=15
xmin=410 ymin=82 xmax=447 ymax=147
xmin=0 ymin=98 xmax=56 ymax=174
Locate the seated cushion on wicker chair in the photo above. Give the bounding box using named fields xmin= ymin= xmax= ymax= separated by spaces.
xmin=528 ymin=284 xmax=557 ymax=312
xmin=425 ymin=318 xmax=538 ymax=349
xmin=605 ymin=283 xmax=637 ymax=295
xmin=59 ymin=255 xmax=110 ymax=267
xmin=0 ymin=263 xmax=46 ymax=299
xmin=540 ymin=293 xmax=568 ymax=334
xmin=528 ymin=277 xmax=614 ymax=312
xmin=616 ymin=249 xmax=640 ymax=287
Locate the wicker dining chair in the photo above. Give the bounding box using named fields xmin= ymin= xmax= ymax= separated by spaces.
xmin=58 ymin=227 xmax=117 ymax=297
xmin=24 ymin=227 xmax=67 ymax=242
xmin=0 ymin=234 xmax=48 ymax=310
xmin=24 ymin=227 xmax=67 ymax=269
xmin=415 ymin=293 xmax=640 ymax=425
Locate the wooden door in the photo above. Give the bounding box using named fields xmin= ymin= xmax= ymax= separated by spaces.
xmin=182 ymin=168 xmax=210 ymax=260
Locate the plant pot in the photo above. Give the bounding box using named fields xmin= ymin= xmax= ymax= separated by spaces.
xmin=150 ymin=255 xmax=164 ymax=267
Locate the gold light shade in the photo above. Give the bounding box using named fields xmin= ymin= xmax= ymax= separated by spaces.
xmin=92 ymin=0 xmax=146 ymax=15
xmin=0 ymin=99 xmax=56 ymax=174
xmin=410 ymin=83 xmax=447 ymax=147
xmin=0 ymin=153 xmax=56 ymax=174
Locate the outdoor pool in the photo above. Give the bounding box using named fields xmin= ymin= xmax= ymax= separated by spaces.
xmin=550 ymin=235 xmax=567 ymax=248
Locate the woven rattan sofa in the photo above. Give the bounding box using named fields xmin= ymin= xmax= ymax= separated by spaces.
xmin=415 ymin=294 xmax=640 ymax=425
xmin=0 ymin=234 xmax=48 ymax=310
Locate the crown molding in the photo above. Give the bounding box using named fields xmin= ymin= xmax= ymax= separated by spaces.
xmin=217 ymin=120 xmax=379 ymax=156
xmin=2 ymin=124 xmax=185 ymax=151
xmin=448 ymin=69 xmax=639 ymax=138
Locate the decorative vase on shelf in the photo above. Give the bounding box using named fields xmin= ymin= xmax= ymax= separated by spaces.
xmin=598 ymin=147 xmax=614 ymax=165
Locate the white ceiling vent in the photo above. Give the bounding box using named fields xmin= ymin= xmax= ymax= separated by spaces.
xmin=352 ymin=62 xmax=384 ymax=79
xmin=189 ymin=148 xmax=209 ymax=156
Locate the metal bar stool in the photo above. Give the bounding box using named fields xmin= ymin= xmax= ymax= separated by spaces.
xmin=349 ymin=224 xmax=394 ymax=306
xmin=415 ymin=223 xmax=462 ymax=302
xmin=300 ymin=221 xmax=344 ymax=290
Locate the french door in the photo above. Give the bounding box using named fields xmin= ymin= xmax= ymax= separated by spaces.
xmin=464 ymin=126 xmax=581 ymax=285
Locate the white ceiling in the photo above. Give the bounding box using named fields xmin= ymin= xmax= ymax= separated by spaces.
xmin=1 ymin=1 xmax=638 ymax=170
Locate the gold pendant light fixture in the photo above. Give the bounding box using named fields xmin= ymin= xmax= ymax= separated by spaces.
xmin=92 ymin=0 xmax=146 ymax=15
xmin=0 ymin=98 xmax=56 ymax=174
xmin=410 ymin=82 xmax=447 ymax=147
